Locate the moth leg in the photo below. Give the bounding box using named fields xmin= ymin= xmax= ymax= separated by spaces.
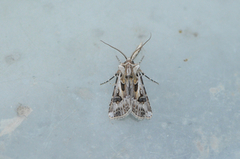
xmin=142 ymin=73 xmax=159 ymax=85
xmin=100 ymin=75 xmax=115 ymax=85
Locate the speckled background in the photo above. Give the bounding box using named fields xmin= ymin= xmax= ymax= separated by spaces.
xmin=0 ymin=1 xmax=240 ymax=159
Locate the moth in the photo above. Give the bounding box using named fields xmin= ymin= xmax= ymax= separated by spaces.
xmin=101 ymin=35 xmax=158 ymax=120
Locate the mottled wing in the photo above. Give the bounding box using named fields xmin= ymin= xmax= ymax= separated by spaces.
xmin=131 ymin=72 xmax=152 ymax=120
xmin=108 ymin=73 xmax=131 ymax=119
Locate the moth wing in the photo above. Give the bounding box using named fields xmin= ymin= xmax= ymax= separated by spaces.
xmin=131 ymin=74 xmax=152 ymax=120
xmin=108 ymin=74 xmax=131 ymax=119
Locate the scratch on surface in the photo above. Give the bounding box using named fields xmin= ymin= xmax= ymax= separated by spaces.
xmin=0 ymin=105 xmax=32 ymax=137
xmin=109 ymin=136 xmax=132 ymax=158
xmin=44 ymin=109 xmax=77 ymax=148
xmin=114 ymin=136 xmax=132 ymax=147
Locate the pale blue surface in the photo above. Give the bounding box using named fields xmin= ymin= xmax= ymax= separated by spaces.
xmin=0 ymin=1 xmax=240 ymax=159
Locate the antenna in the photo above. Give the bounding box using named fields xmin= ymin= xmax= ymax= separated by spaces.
xmin=130 ymin=34 xmax=152 ymax=60
xmin=100 ymin=40 xmax=127 ymax=60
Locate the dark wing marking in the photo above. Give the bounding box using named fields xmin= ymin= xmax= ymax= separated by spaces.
xmin=131 ymin=72 xmax=152 ymax=120
xmin=108 ymin=73 xmax=131 ymax=119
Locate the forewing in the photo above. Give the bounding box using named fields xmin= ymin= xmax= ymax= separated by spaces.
xmin=108 ymin=73 xmax=131 ymax=119
xmin=131 ymin=73 xmax=152 ymax=120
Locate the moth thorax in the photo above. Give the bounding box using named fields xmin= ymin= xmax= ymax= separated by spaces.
xmin=126 ymin=65 xmax=132 ymax=76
